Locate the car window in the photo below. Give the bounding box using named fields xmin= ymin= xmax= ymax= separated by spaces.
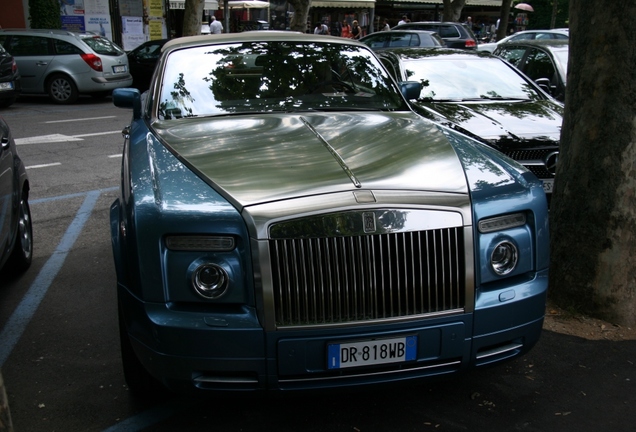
xmin=496 ymin=46 xmax=527 ymax=67
xmin=157 ymin=41 xmax=407 ymax=120
xmin=535 ymin=33 xmax=553 ymax=40
xmin=6 ymin=36 xmax=50 ymax=56
xmin=136 ymin=43 xmax=163 ymax=60
xmin=388 ymin=34 xmax=413 ymax=48
xmin=554 ymin=34 xmax=568 ymax=40
xmin=400 ymin=56 xmax=540 ymax=101
xmin=523 ymin=48 xmax=556 ymax=82
xmin=380 ymin=58 xmax=399 ymax=81
xmin=81 ymin=35 xmax=124 ymax=56
xmin=510 ymin=33 xmax=535 ymax=41
xmin=362 ymin=34 xmax=389 ymax=48
xmin=438 ymin=26 xmax=460 ymax=38
xmin=54 ymin=40 xmax=83 ymax=55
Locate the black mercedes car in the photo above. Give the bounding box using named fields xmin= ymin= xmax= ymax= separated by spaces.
xmin=392 ymin=22 xmax=478 ymax=50
xmin=127 ymin=38 xmax=169 ymax=92
xmin=0 ymin=44 xmax=20 ymax=108
xmin=377 ymin=47 xmax=563 ymax=199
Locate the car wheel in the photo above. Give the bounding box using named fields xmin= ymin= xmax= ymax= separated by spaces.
xmin=47 ymin=74 xmax=79 ymax=104
xmin=118 ymin=301 xmax=166 ymax=397
xmin=7 ymin=191 xmax=33 ymax=274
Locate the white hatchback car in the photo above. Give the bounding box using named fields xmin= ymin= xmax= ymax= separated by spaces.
xmin=0 ymin=29 xmax=133 ymax=104
xmin=478 ymin=28 xmax=568 ymax=53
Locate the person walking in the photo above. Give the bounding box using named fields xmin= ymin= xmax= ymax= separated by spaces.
xmin=381 ymin=19 xmax=390 ymax=31
xmin=351 ymin=20 xmax=362 ymax=40
xmin=314 ymin=22 xmax=329 ymax=35
xmin=341 ymin=20 xmax=352 ymax=38
xmin=209 ymin=15 xmax=223 ymax=34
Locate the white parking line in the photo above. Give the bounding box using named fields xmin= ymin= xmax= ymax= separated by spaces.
xmin=45 ymin=116 xmax=117 ymax=124
xmin=108 ymin=154 xmax=122 ymax=158
xmin=15 ymin=130 xmax=121 ymax=145
xmin=26 ymin=162 xmax=62 ymax=170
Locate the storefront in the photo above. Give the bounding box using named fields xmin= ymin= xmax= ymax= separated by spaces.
xmin=309 ymin=0 xmax=375 ymax=37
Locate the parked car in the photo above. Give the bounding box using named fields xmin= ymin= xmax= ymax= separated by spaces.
xmin=478 ymin=28 xmax=568 ymax=53
xmin=111 ymin=32 xmax=549 ymax=396
xmin=0 ymin=29 xmax=133 ymax=104
xmin=360 ymin=30 xmax=445 ymax=50
xmin=0 ymin=115 xmax=32 ymax=275
xmin=126 ymin=39 xmax=168 ymax=92
xmin=0 ymin=44 xmax=21 ymax=108
xmin=376 ymin=47 xmax=562 ymax=198
xmin=392 ymin=21 xmax=477 ymax=49
xmin=493 ymin=39 xmax=569 ymax=102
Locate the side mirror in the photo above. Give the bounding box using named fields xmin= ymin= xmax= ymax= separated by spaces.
xmin=113 ymin=88 xmax=142 ymax=120
xmin=534 ymin=78 xmax=553 ymax=94
xmin=398 ymin=81 xmax=422 ymax=100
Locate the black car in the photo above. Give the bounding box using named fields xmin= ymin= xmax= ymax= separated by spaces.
xmin=377 ymin=47 xmax=563 ymax=198
xmin=392 ymin=21 xmax=477 ymax=50
xmin=0 ymin=115 xmax=32 ymax=275
xmin=493 ymin=39 xmax=568 ymax=102
xmin=0 ymin=44 xmax=21 ymax=108
xmin=360 ymin=30 xmax=445 ymax=50
xmin=126 ymin=38 xmax=169 ymax=92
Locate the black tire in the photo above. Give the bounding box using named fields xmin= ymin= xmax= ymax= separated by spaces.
xmin=46 ymin=74 xmax=79 ymax=104
xmin=7 ymin=192 xmax=33 ymax=274
xmin=118 ymin=301 xmax=166 ymax=397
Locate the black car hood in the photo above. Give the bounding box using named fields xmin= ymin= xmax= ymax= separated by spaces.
xmin=413 ymin=100 xmax=563 ymax=151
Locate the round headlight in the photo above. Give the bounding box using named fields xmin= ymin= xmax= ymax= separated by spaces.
xmin=192 ymin=264 xmax=229 ymax=299
xmin=490 ymin=241 xmax=518 ymax=276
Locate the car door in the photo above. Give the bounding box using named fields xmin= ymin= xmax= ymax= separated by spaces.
xmin=0 ymin=119 xmax=13 ymax=258
xmin=3 ymin=35 xmax=53 ymax=93
xmin=521 ymin=47 xmax=564 ymax=101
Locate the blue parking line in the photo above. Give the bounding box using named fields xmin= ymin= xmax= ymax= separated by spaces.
xmin=0 ymin=190 xmax=102 ymax=367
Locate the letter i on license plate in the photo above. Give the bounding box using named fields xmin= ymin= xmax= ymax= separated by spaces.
xmin=327 ymin=336 xmax=417 ymax=369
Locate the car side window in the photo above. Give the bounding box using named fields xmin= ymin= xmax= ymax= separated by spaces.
xmin=54 ymin=40 xmax=83 ymax=55
xmin=496 ymin=47 xmax=527 ymax=68
xmin=523 ymin=48 xmax=556 ymax=82
xmin=137 ymin=44 xmax=162 ymax=60
xmin=388 ymin=34 xmax=412 ymax=48
xmin=438 ymin=26 xmax=459 ymax=38
xmin=554 ymin=34 xmax=568 ymax=40
xmin=380 ymin=58 xmax=399 ymax=81
xmin=510 ymin=33 xmax=535 ymax=41
xmin=365 ymin=34 xmax=388 ymax=48
xmin=6 ymin=35 xmax=50 ymax=56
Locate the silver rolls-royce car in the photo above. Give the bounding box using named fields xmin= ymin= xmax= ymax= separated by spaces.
xmin=111 ymin=31 xmax=549 ymax=395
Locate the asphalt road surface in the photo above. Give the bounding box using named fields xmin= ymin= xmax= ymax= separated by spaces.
xmin=0 ymin=95 xmax=634 ymax=432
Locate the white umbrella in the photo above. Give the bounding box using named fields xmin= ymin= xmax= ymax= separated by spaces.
xmin=227 ymin=0 xmax=269 ymax=8
xmin=514 ymin=3 xmax=534 ymax=12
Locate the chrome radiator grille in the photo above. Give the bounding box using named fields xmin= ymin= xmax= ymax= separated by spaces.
xmin=270 ymin=227 xmax=465 ymax=327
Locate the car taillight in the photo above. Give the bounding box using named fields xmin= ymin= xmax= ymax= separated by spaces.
xmin=80 ymin=53 xmax=103 ymax=72
xmin=11 ymin=59 xmax=18 ymax=74
xmin=465 ymin=39 xmax=477 ymax=48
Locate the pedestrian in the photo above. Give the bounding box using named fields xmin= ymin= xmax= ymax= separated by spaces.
xmin=464 ymin=16 xmax=473 ymax=31
xmin=381 ymin=18 xmax=390 ymax=31
xmin=314 ymin=22 xmax=328 ymax=35
xmin=341 ymin=20 xmax=352 ymax=38
xmin=398 ymin=15 xmax=408 ymax=26
xmin=209 ymin=15 xmax=223 ymax=34
xmin=351 ymin=20 xmax=362 ymax=40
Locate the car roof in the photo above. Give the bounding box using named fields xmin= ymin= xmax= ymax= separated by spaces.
xmin=360 ymin=30 xmax=439 ymax=39
xmin=0 ymin=28 xmax=95 ymax=38
xmin=161 ymin=31 xmax=367 ymax=52
xmin=496 ymin=39 xmax=569 ymax=51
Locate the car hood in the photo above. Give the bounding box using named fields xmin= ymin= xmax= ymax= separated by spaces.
xmin=413 ymin=100 xmax=562 ymax=151
xmin=151 ymin=112 xmax=470 ymax=208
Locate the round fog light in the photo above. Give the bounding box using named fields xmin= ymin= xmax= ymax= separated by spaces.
xmin=192 ymin=264 xmax=229 ymax=299
xmin=491 ymin=241 xmax=518 ymax=276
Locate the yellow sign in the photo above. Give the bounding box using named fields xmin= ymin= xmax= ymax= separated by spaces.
xmin=150 ymin=20 xmax=163 ymax=40
xmin=149 ymin=0 xmax=163 ymax=17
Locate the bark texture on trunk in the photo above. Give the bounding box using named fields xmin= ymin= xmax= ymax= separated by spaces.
xmin=442 ymin=0 xmax=466 ymax=22
xmin=288 ymin=0 xmax=311 ymax=33
xmin=496 ymin=0 xmax=511 ymax=41
xmin=550 ymin=0 xmax=636 ymax=325
xmin=183 ymin=0 xmax=205 ymax=36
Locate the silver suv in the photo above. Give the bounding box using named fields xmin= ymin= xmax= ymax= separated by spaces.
xmin=0 ymin=29 xmax=132 ymax=104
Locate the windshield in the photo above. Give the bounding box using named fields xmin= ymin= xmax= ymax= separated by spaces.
xmin=552 ymin=49 xmax=569 ymax=83
xmin=402 ymin=56 xmax=541 ymax=101
xmin=156 ymin=41 xmax=408 ymax=120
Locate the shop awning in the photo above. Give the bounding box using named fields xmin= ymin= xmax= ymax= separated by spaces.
xmin=169 ymin=1 xmax=219 ymax=10
xmin=389 ymin=0 xmax=502 ymax=5
xmin=312 ymin=0 xmax=375 ymax=8
xmin=227 ymin=0 xmax=270 ymax=8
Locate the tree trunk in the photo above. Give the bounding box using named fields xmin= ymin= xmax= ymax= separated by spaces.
xmin=442 ymin=0 xmax=466 ymax=22
xmin=288 ymin=0 xmax=311 ymax=33
xmin=549 ymin=0 xmax=636 ymax=326
xmin=496 ymin=0 xmax=511 ymax=41
xmin=183 ymin=0 xmax=205 ymax=36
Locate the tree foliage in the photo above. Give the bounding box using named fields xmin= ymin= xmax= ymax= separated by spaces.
xmin=29 ymin=0 xmax=61 ymax=29
xmin=525 ymin=0 xmax=569 ymax=29
xmin=549 ymin=0 xmax=636 ymax=325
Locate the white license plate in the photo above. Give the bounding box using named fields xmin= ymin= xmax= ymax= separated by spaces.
xmin=113 ymin=65 xmax=127 ymax=73
xmin=327 ymin=335 xmax=417 ymax=369
xmin=542 ymin=179 xmax=554 ymax=193
xmin=0 ymin=82 xmax=14 ymax=91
